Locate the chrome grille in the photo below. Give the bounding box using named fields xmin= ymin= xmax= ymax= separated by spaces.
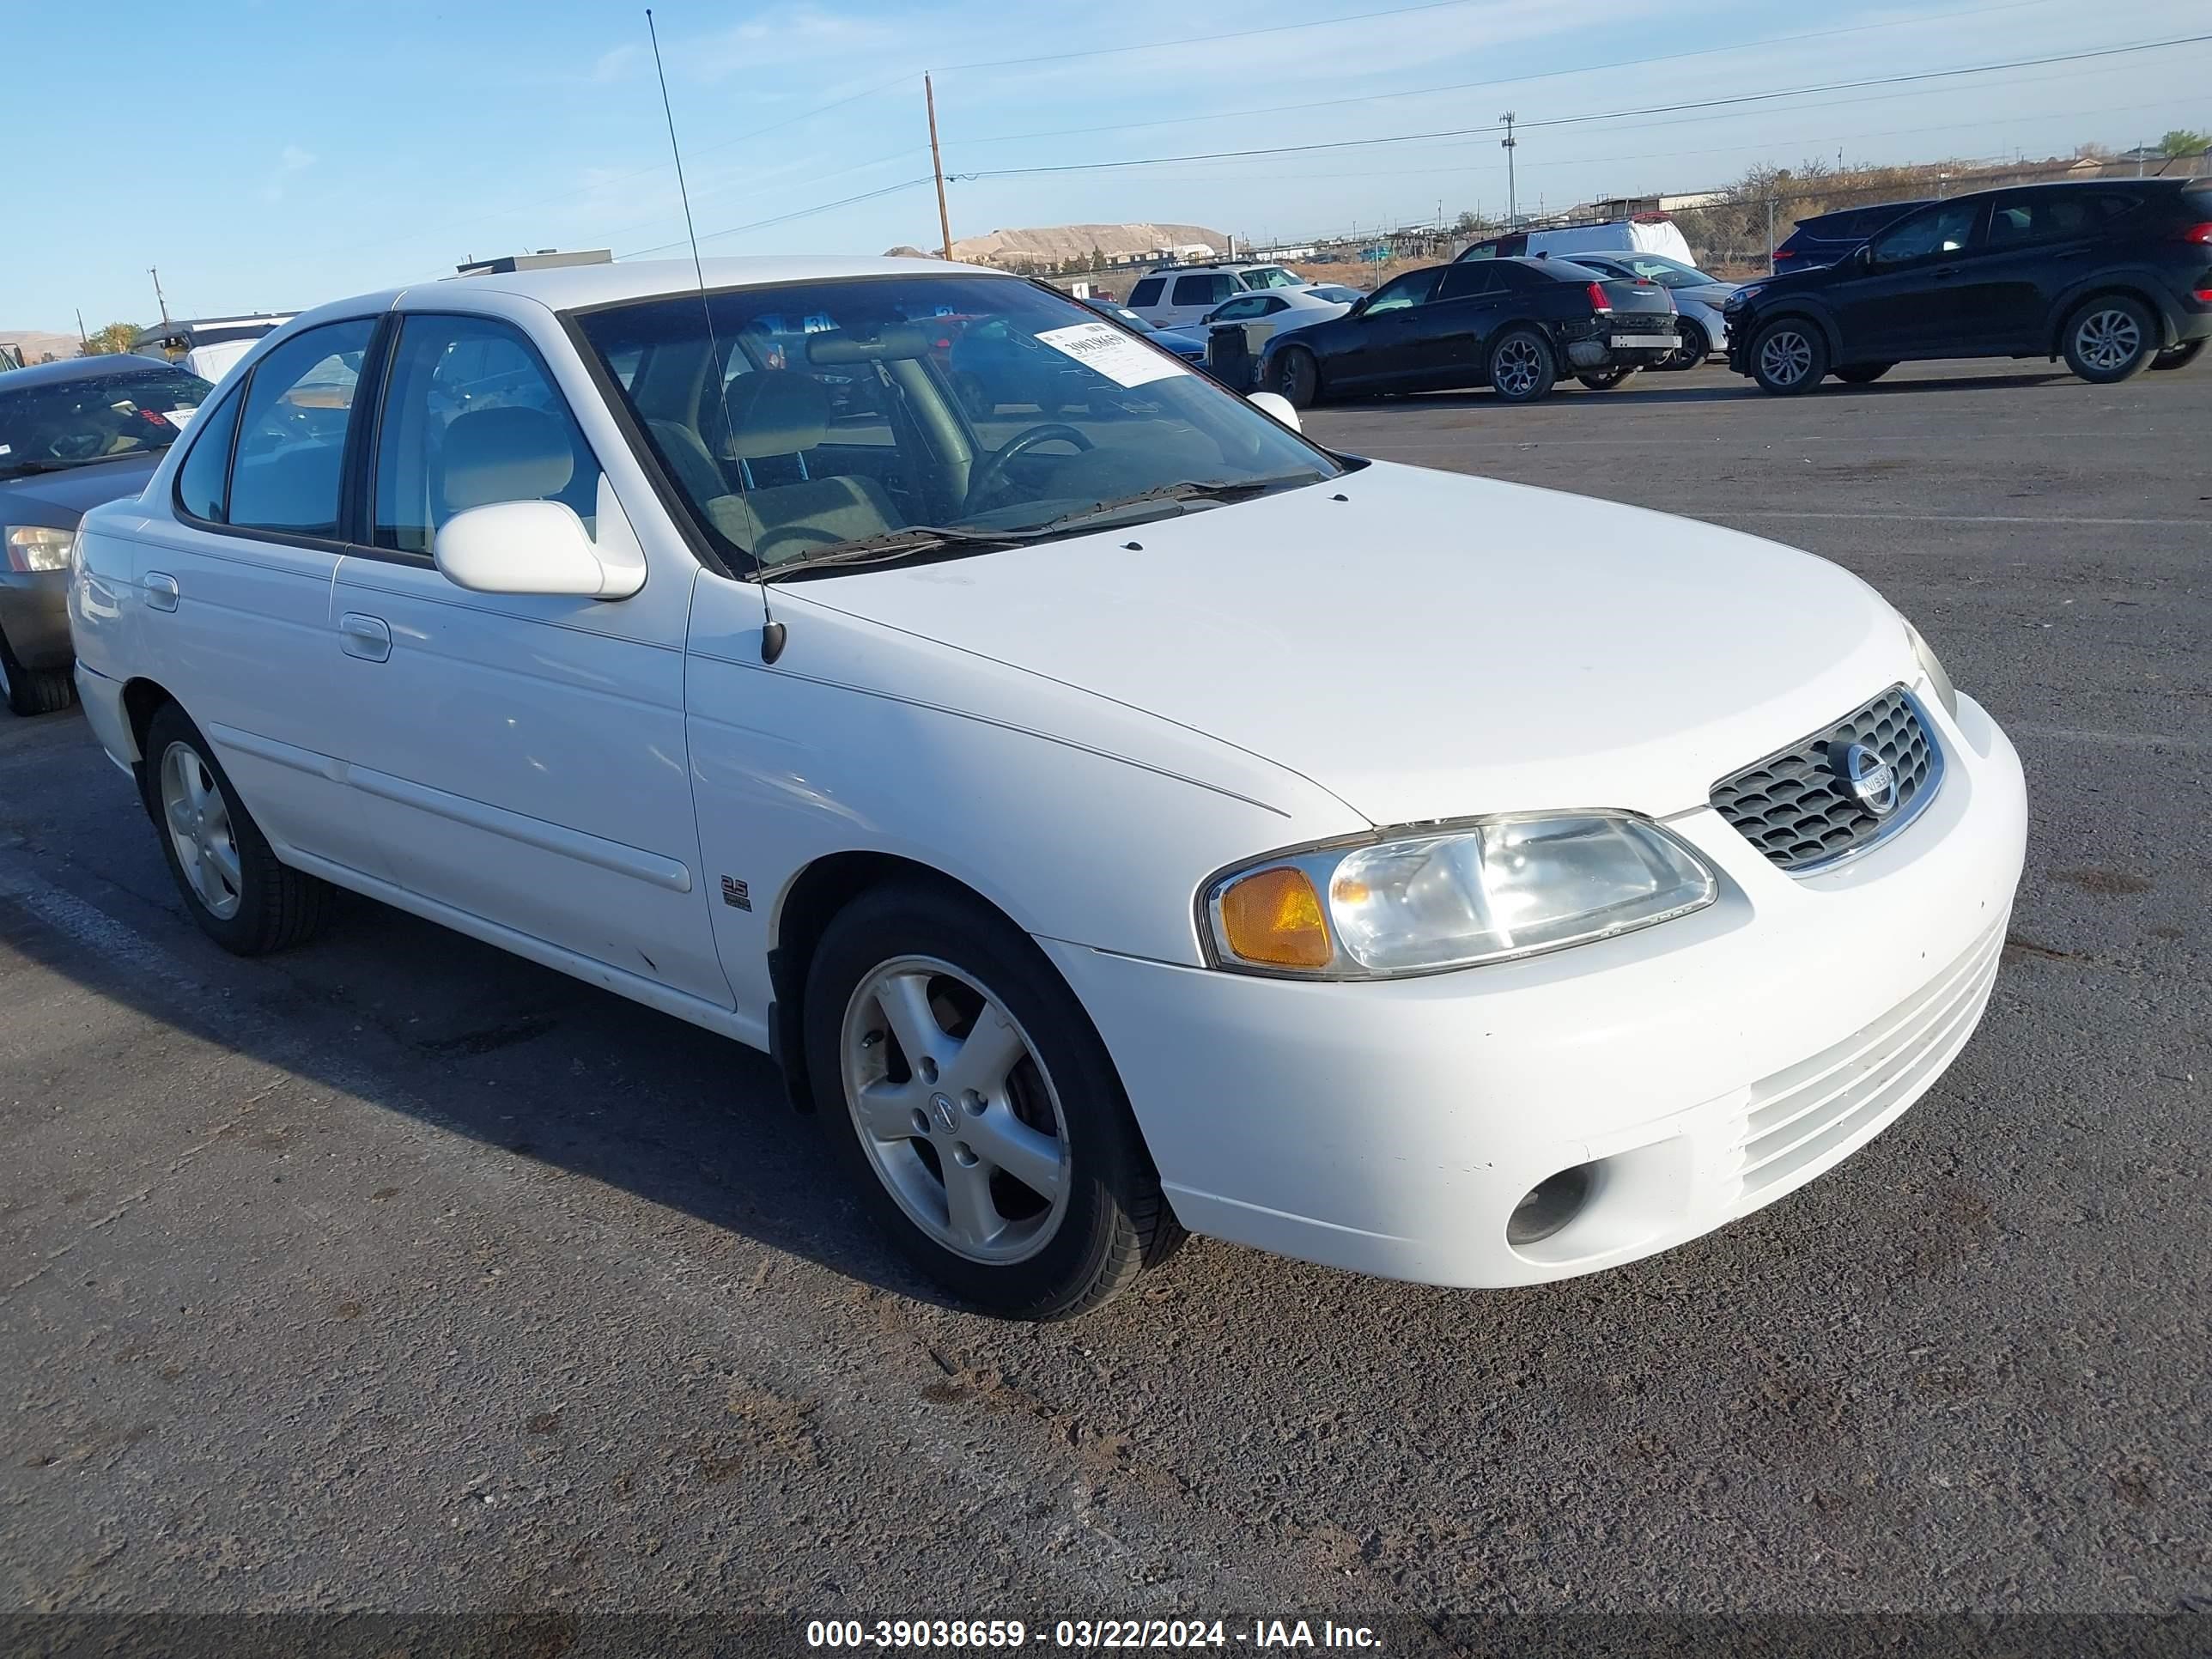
xmin=1711 ymin=686 xmax=1940 ymax=873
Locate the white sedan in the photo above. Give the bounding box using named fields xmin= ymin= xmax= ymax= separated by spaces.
xmin=70 ymin=256 xmax=2027 ymax=1319
xmin=1202 ymin=283 xmax=1358 ymax=342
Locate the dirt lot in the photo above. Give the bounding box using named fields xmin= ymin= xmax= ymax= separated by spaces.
xmin=2 ymin=358 xmax=2207 ymax=1650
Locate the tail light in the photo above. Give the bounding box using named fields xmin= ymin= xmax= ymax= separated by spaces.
xmin=1587 ymin=283 xmax=1612 ymax=313
xmin=2173 ymin=222 xmax=2212 ymax=243
xmin=1774 ymin=249 xmax=1796 ymax=263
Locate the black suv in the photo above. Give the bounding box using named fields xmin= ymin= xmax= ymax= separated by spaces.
xmin=1727 ymin=179 xmax=2212 ymax=394
xmin=1772 ymin=200 xmax=1930 ymax=270
xmin=1259 ymin=258 xmax=1678 ymax=406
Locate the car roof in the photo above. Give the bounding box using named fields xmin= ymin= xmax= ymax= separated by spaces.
xmin=0 ymin=353 xmax=192 ymax=390
xmin=420 ymin=254 xmax=1012 ymax=313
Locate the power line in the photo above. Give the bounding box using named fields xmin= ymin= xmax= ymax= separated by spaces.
xmin=620 ymin=177 xmax=938 ymax=258
xmin=945 ymin=0 xmax=2060 ymax=149
xmin=949 ymin=33 xmax=2212 ymax=183
xmin=933 ymin=0 xmax=1492 ymax=73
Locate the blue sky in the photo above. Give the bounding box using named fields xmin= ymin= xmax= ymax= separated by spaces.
xmin=13 ymin=0 xmax=2208 ymax=332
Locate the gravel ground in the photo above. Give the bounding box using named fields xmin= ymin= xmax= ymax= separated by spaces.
xmin=2 ymin=358 xmax=2206 ymax=1648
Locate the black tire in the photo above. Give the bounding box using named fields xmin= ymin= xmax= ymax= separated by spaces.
xmin=1269 ymin=345 xmax=1320 ymax=409
xmin=2150 ymin=338 xmax=2205 ymax=372
xmin=1833 ymin=362 xmax=1896 ymax=385
xmin=0 ymin=629 xmax=76 ymax=717
xmin=803 ymin=880 xmax=1181 ymax=1319
xmin=1487 ymin=328 xmax=1557 ymax=404
xmin=1576 ymin=367 xmax=1637 ymax=391
xmin=140 ymin=701 xmax=334 ymax=955
xmin=1663 ymin=320 xmax=1710 ymax=371
xmin=2061 ymin=295 xmax=2156 ymax=385
xmin=1749 ymin=317 xmax=1830 ymax=395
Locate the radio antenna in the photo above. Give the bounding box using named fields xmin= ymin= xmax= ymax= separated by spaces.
xmin=645 ymin=8 xmax=785 ymax=663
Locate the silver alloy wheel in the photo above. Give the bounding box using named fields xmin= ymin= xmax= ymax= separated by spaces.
xmin=840 ymin=955 xmax=1073 ymax=1265
xmin=159 ymin=740 xmax=243 ymax=921
xmin=1494 ymin=337 xmax=1543 ymax=398
xmin=2075 ymin=307 xmax=2142 ymax=373
xmin=1759 ymin=328 xmax=1814 ymax=387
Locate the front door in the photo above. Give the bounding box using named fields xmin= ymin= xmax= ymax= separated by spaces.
xmin=1829 ymin=199 xmax=1987 ymax=361
xmin=1331 ymin=268 xmax=1447 ymax=389
xmin=320 ymin=311 xmax=729 ymax=1005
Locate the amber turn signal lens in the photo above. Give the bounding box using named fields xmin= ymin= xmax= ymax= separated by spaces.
xmin=1218 ymin=866 xmax=1333 ymax=969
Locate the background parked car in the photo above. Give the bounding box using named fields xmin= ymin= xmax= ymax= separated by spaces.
xmin=0 ymin=355 xmax=211 ymax=714
xmin=1771 ymin=200 xmax=1931 ymax=271
xmin=134 ymin=314 xmax=296 ymax=386
xmin=1260 ymin=257 xmax=1678 ymax=406
xmin=1079 ymin=299 xmax=1208 ymax=364
xmin=1456 ymin=215 xmax=1697 ymax=269
xmin=1726 ymin=179 xmax=2212 ymax=394
xmin=1560 ymin=250 xmax=1736 ymax=368
xmin=1124 ymin=262 xmax=1311 ymax=329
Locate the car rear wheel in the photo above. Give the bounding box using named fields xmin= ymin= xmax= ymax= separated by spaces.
xmin=0 ymin=630 xmax=76 ymax=717
xmin=142 ymin=702 xmax=334 ymax=954
xmin=1663 ymin=320 xmax=1710 ymax=371
xmin=1833 ymin=362 xmax=1896 ymax=385
xmin=2063 ymin=295 xmax=2155 ymax=384
xmin=1488 ymin=329 xmax=1557 ymax=404
xmin=2150 ymin=338 xmax=2204 ymax=372
xmin=1750 ymin=319 xmax=1829 ymax=395
xmin=804 ymin=880 xmax=1182 ymax=1319
xmin=1576 ymin=367 xmax=1637 ymax=391
xmin=1269 ymin=345 xmax=1320 ymax=409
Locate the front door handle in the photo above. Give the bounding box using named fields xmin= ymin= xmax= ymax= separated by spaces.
xmin=1931 ymin=265 xmax=1960 ymax=279
xmin=338 ymin=612 xmax=392 ymax=663
xmin=144 ymin=572 xmax=179 ymax=612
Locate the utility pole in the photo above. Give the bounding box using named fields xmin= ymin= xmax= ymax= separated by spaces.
xmin=76 ymin=308 xmax=88 ymax=349
xmin=1500 ymin=112 xmax=1518 ymax=226
xmin=925 ymin=74 xmax=953 ymax=261
xmin=149 ymin=266 xmax=170 ymax=328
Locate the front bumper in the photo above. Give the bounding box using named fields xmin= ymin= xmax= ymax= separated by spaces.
xmin=0 ymin=569 xmax=71 ymax=669
xmin=1043 ymin=687 xmax=2027 ymax=1289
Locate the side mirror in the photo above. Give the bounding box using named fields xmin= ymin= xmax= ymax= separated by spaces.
xmin=433 ymin=498 xmax=645 ymax=599
xmin=1347 ymin=296 xmax=1370 ymax=319
xmin=1248 ymin=391 xmax=1302 ymax=433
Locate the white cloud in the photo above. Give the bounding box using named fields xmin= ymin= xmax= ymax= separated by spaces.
xmin=261 ymin=144 xmax=317 ymax=203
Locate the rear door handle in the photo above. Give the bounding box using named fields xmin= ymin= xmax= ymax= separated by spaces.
xmin=338 ymin=612 xmax=392 ymax=663
xmin=144 ymin=572 xmax=179 ymax=612
xmin=1932 ymin=265 xmax=1960 ymax=279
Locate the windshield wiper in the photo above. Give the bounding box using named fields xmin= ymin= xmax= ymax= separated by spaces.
xmin=0 ymin=456 xmax=112 ymax=477
xmin=749 ymin=471 xmax=1328 ymax=584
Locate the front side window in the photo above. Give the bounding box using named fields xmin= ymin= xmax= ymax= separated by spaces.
xmin=226 ymin=319 xmax=375 ymax=537
xmin=1364 ymin=269 xmax=1443 ymax=313
xmin=174 ymin=384 xmax=244 ymax=521
xmin=0 ymin=363 xmax=211 ymax=481
xmin=1209 ymin=296 xmax=1265 ymax=321
xmin=1869 ymin=202 xmax=1980 ymax=267
xmin=576 ymin=276 xmax=1339 ymax=573
xmin=373 ymin=314 xmax=601 ymax=556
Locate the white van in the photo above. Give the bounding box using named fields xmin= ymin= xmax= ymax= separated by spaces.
xmin=1455 ymin=216 xmax=1696 ymax=269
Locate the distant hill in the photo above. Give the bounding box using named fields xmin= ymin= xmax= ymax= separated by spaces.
xmin=937 ymin=222 xmax=1229 ymax=270
xmin=0 ymin=330 xmax=82 ymax=366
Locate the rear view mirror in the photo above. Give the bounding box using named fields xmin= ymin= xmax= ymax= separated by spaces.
xmin=1248 ymin=391 xmax=1302 ymax=433
xmin=434 ymin=499 xmax=644 ymax=599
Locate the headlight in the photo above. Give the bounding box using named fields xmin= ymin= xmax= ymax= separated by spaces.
xmin=1723 ymin=284 xmax=1762 ymax=313
xmin=1203 ymin=812 xmax=1717 ymax=979
xmin=4 ymin=526 xmax=75 ymax=574
xmin=1904 ymin=618 xmax=1959 ymax=720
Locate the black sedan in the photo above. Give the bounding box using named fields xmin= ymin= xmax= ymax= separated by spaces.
xmin=1 ymin=355 xmax=211 ymax=714
xmin=1256 ymin=258 xmax=1678 ymax=407
xmin=1727 ymin=179 xmax=2212 ymax=394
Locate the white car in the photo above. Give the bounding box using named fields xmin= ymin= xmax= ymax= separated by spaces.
xmin=1124 ymin=262 xmax=1309 ymax=329
xmin=1202 ymin=283 xmax=1357 ymax=343
xmin=70 ymin=256 xmax=2027 ymax=1319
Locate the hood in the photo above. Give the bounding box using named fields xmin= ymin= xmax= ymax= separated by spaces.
xmin=792 ymin=462 xmax=1911 ymax=826
xmin=0 ymin=453 xmax=161 ymax=527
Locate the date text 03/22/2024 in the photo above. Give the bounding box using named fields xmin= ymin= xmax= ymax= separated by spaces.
xmin=804 ymin=1618 xmax=1383 ymax=1649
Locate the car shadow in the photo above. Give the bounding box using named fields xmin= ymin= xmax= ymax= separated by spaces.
xmin=2 ymin=756 xmax=971 ymax=1312
xmin=1321 ymin=366 xmax=2078 ymax=413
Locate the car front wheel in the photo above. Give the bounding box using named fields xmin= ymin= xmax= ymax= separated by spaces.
xmin=2063 ymin=295 xmax=2155 ymax=384
xmin=1488 ymin=329 xmax=1557 ymax=404
xmin=1269 ymin=345 xmax=1320 ymax=409
xmin=0 ymin=630 xmax=76 ymax=717
xmin=804 ymin=881 xmax=1181 ymax=1319
xmin=1750 ymin=319 xmax=1830 ymax=394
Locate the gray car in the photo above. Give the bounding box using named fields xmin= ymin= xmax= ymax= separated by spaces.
xmin=0 ymin=356 xmax=211 ymax=714
xmin=1556 ymin=251 xmax=1737 ymax=368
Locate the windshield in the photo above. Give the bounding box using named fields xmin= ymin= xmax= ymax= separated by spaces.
xmin=575 ymin=276 xmax=1340 ymax=573
xmin=1595 ymin=253 xmax=1718 ymax=289
xmin=0 ymin=362 xmax=212 ymax=478
xmin=1237 ymin=266 xmax=1304 ymax=289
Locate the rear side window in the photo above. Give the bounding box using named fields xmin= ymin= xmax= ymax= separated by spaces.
xmin=226 ymin=319 xmax=376 ymax=538
xmin=174 ymin=385 xmax=244 ymax=522
xmin=1437 ymin=264 xmax=1501 ymax=301
xmin=1171 ymin=275 xmax=1214 ymax=307
xmin=1988 ymin=191 xmax=2140 ymax=246
xmin=1127 ymin=277 xmax=1164 ymax=307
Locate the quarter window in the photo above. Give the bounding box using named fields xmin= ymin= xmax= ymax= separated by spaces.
xmin=225 ymin=319 xmax=376 ymax=538
xmin=372 ymin=314 xmax=600 ymax=556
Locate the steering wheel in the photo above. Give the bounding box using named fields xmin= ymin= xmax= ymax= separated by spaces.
xmin=46 ymin=432 xmax=110 ymax=461
xmin=963 ymin=422 xmax=1093 ymax=514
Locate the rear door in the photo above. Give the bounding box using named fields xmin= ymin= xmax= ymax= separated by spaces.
xmin=1430 ymin=261 xmax=1517 ymax=379
xmin=1829 ymin=198 xmax=1987 ymax=361
xmin=1973 ymin=189 xmax=2141 ymax=350
xmin=1162 ymin=273 xmax=1238 ymax=329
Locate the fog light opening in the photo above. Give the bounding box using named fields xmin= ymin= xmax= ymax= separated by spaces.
xmin=1508 ymin=1163 xmax=1596 ymax=1247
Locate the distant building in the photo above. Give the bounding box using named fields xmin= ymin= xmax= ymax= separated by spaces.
xmin=454 ymin=249 xmax=612 ymax=277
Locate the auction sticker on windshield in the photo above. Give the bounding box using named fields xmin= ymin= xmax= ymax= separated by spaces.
xmin=1035 ymin=322 xmax=1187 ymax=388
